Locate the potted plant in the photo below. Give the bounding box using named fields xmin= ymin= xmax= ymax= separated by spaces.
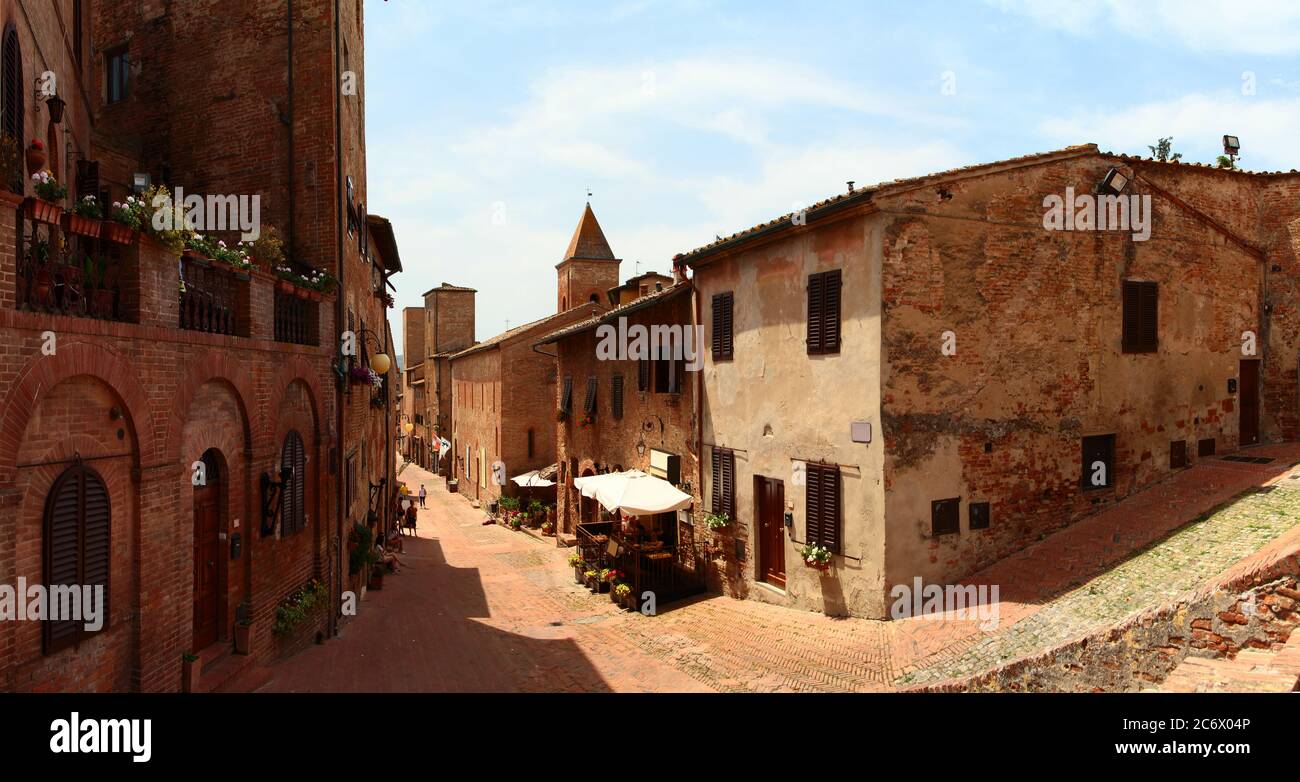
xmin=704 ymin=512 xmax=730 ymax=532
xmin=25 ymin=171 xmax=65 ymax=224
xmin=597 ymin=568 xmax=616 ymax=594
xmin=27 ymin=238 xmax=52 ymax=305
xmin=569 ymin=553 xmax=584 ymax=583
xmin=583 ymin=569 xmax=600 ymax=592
xmin=250 ymin=226 xmax=285 ymax=272
xmin=182 ymin=651 xmax=200 ymax=693
xmin=234 ymin=617 xmax=254 ymax=655
xmin=541 ymin=520 xmax=555 ymax=536
xmin=63 ymin=194 xmax=104 ymax=238
xmin=24 ymin=139 xmax=46 ymax=176
xmin=800 ymin=543 xmax=833 ymax=572
xmin=614 ymin=581 xmax=632 ymax=607
xmin=106 ymin=196 xmax=143 ymax=244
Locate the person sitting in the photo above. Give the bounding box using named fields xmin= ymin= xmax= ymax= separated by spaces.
xmin=374 ymin=541 xmax=403 ymax=572
xmin=387 ymin=526 xmax=405 ymax=554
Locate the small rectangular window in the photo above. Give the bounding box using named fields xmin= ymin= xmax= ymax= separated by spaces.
xmin=1122 ymin=280 xmax=1158 ymax=353
xmin=106 ymin=47 xmax=130 ymax=104
xmin=931 ymin=497 xmax=960 ymax=536
xmin=611 ymin=374 xmax=624 ymax=419
xmin=969 ymin=501 xmax=990 ymax=531
xmin=807 ymin=269 xmax=842 ymax=355
xmin=712 ymin=291 xmax=734 ymax=360
xmin=1198 ymin=437 xmax=1216 ymax=457
xmin=1170 ymin=440 xmax=1188 ymax=469
xmin=1081 ymin=434 xmax=1116 ymax=490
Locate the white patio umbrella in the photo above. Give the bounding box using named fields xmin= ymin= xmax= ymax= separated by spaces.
xmin=511 ymin=469 xmax=555 ymax=488
xmin=573 ymin=470 xmax=645 ymax=500
xmin=584 ymin=470 xmax=692 ymax=516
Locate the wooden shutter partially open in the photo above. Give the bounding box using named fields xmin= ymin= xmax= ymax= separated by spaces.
xmin=561 ymin=376 xmax=572 ymax=414
xmin=807 ymin=273 xmax=824 ymax=354
xmin=584 ymin=376 xmax=598 ymax=414
xmin=712 ymin=292 xmax=734 ymax=360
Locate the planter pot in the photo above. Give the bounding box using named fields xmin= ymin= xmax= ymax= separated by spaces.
xmin=61 ymin=212 xmax=103 ymax=238
xmin=34 ymin=267 xmax=53 ymax=305
xmin=294 ymin=286 xmax=311 ymax=300
xmin=233 ymin=270 xmax=252 ymax=282
xmin=308 ymin=290 xmax=323 ymax=302
xmin=234 ymin=623 xmax=253 ymax=655
xmin=574 ymin=565 xmax=584 ymax=585
xmin=25 ymin=146 xmax=46 ymax=175
xmin=182 ymin=659 xmax=200 ymax=693
xmin=22 ymin=197 xmax=62 ymax=225
xmin=276 ymin=279 xmax=295 ymax=295
xmin=104 ymin=221 xmax=138 ymax=245
xmin=183 ymin=249 xmax=211 ymax=266
xmin=598 ymin=580 xmax=611 ymax=594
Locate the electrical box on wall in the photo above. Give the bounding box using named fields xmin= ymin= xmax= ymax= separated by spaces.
xmin=851 ymin=421 xmax=872 ymax=443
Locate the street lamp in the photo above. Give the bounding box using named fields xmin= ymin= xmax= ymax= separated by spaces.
xmin=370 ymin=351 xmax=392 ymax=375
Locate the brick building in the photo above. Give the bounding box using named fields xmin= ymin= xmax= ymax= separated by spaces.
xmin=400 ymin=283 xmax=476 ymax=472
xmin=680 ymin=143 xmax=1300 ymax=619
xmin=537 ymin=281 xmax=703 ymax=552
xmin=444 ymin=205 xmax=620 ymax=504
xmin=0 ymin=0 xmax=399 ymax=692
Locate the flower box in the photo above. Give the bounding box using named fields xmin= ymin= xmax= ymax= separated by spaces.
xmin=104 ymin=221 xmax=138 ymax=245
xmin=294 ymin=286 xmax=311 ymax=300
xmin=61 ymin=212 xmax=102 ymax=238
xmin=23 ymin=197 xmax=61 ymax=225
xmin=276 ymin=279 xmax=296 ymax=295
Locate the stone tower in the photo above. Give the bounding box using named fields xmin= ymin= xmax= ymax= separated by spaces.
xmin=556 ymin=203 xmax=621 ymax=312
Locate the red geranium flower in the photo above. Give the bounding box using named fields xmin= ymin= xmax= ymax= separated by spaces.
xmin=29 ymin=140 xmax=44 ymax=150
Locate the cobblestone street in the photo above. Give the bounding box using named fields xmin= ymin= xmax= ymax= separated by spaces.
xmin=254 ymin=445 xmax=1300 ymax=693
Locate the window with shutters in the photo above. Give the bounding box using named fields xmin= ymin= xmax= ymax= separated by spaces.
xmin=807 ymin=269 xmax=842 ymax=355
xmin=712 ymin=292 xmax=734 ymax=361
xmin=710 ymin=447 xmax=736 ymax=520
xmin=805 ymin=463 xmax=842 ymax=552
xmin=106 ymin=46 xmax=130 ymax=104
xmin=281 ymin=431 xmax=307 ymax=534
xmin=42 ymin=464 xmax=110 ymax=655
xmin=560 ymin=376 xmax=573 ymax=414
xmin=1 ymin=25 xmax=23 ymax=150
xmin=1121 ymin=280 xmax=1158 ymax=353
xmin=611 ymin=374 xmax=624 ymax=419
xmin=931 ymin=497 xmax=959 ymax=536
xmin=638 ymin=358 xmax=650 ymax=392
xmin=969 ymin=501 xmax=990 ymax=531
xmin=73 ymin=1 xmax=84 ymax=71
xmin=584 ymin=376 xmax=598 ymax=415
xmin=527 ymin=429 xmax=535 ymax=459
xmin=1170 ymin=440 xmax=1188 ymax=469
xmin=1081 ymin=434 xmax=1115 ymax=491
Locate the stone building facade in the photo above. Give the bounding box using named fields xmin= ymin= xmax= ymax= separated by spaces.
xmin=0 ymin=0 xmax=398 ymax=691
xmin=680 ymin=144 xmax=1300 ymax=619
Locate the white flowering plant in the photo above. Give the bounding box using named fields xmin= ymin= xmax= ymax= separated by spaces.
xmin=111 ymin=196 xmax=145 ymax=230
xmin=71 ymin=194 xmax=104 ymax=219
xmin=800 ymin=543 xmax=833 ymax=571
xmin=32 ymin=171 xmax=67 ymax=202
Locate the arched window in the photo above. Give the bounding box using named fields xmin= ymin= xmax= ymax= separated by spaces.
xmin=280 ymin=431 xmax=306 ymax=535
xmin=1 ymin=25 xmax=23 ymax=147
xmin=43 ymin=463 xmax=110 ymax=654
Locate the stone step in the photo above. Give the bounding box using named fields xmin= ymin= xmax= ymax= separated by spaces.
xmin=1158 ymin=648 xmax=1300 ymax=693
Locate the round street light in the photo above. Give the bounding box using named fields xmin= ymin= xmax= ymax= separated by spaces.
xmin=403 ymin=422 xmax=414 ymax=435
xmin=370 ymin=352 xmax=392 ymax=375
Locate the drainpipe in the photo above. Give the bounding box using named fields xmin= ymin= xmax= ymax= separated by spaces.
xmin=691 ymin=267 xmax=704 ymax=549
xmin=330 ymin=0 xmax=345 ymax=640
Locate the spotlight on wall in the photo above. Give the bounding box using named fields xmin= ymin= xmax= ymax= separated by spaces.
xmin=1223 ymin=135 xmax=1241 ymax=156
xmin=132 ymin=172 xmax=151 ymax=194
xmin=1098 ymin=168 xmax=1130 ymax=195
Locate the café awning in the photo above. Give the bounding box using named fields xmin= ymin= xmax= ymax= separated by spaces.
xmin=573 ymin=470 xmax=692 ymax=516
xmin=511 ymin=466 xmax=557 ymax=488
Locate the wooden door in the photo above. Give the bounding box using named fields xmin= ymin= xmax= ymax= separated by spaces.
xmin=1240 ymin=359 xmax=1260 ymax=447
xmin=192 ymin=484 xmax=221 ymax=650
xmin=755 ymin=476 xmax=785 ymax=588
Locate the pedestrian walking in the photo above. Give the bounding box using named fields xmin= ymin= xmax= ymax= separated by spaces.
xmin=418 ymin=484 xmax=427 ymax=508
xmin=404 ymin=502 xmax=418 ymax=537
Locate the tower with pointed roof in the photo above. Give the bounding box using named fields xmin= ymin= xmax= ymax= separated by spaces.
xmin=556 ymin=203 xmax=621 ymax=313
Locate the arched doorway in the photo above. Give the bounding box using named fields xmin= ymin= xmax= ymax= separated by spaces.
xmin=192 ymin=449 xmax=225 ymax=650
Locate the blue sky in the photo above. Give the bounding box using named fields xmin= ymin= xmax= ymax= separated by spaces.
xmin=365 ymin=0 xmax=1300 ymax=354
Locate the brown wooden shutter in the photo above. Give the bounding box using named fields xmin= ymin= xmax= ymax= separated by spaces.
xmin=611 ymin=374 xmax=624 ymax=419
xmin=721 ymin=450 xmax=735 ymax=519
xmin=712 ymin=292 xmax=734 ymax=360
xmin=1139 ymin=282 xmax=1158 ymax=351
xmin=820 ymin=465 xmax=841 ymax=552
xmin=1122 ymin=281 xmax=1140 ymax=351
xmin=76 ymin=160 xmax=100 ymax=201
xmin=584 ymin=376 xmax=598 ymax=414
xmin=822 ymin=269 xmax=841 ymax=353
xmin=561 ymin=376 xmax=572 ymax=414
xmin=807 ymin=273 xmax=824 ymax=354
xmin=637 ymin=358 xmax=649 ymax=391
xmin=711 ymin=448 xmax=725 ymax=515
xmin=2 ymin=27 xmax=23 ymax=146
xmin=281 ymin=431 xmax=306 ymax=534
xmin=805 ymin=464 xmax=823 ymax=547
xmin=43 ymin=464 xmax=111 ymax=655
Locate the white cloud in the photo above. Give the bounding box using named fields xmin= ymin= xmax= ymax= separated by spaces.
xmin=1040 ymin=92 xmax=1300 ymax=170
xmin=987 ymin=0 xmax=1300 ymax=55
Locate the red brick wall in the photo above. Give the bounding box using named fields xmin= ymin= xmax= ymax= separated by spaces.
xmin=558 ymin=259 xmax=619 ymax=313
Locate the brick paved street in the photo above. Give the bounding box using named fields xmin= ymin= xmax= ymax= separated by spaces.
xmin=253 ymin=445 xmax=1300 ymax=692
